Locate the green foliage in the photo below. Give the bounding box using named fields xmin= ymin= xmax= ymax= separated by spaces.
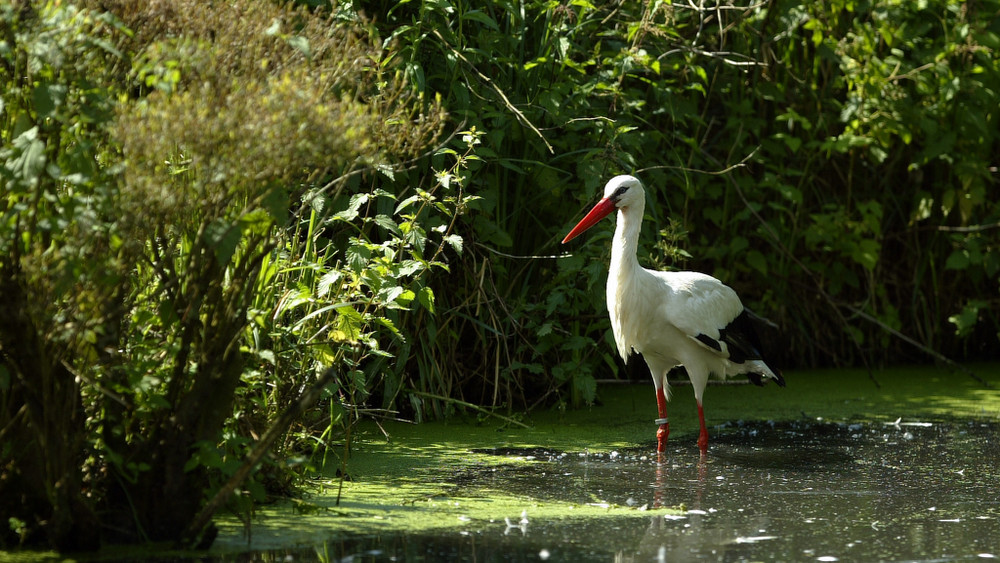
xmin=1 ymin=0 xmax=128 ymax=550
xmin=1 ymin=0 xmax=452 ymax=550
xmin=2 ymin=0 xmax=999 ymax=551
xmin=350 ymin=0 xmax=999 ymax=417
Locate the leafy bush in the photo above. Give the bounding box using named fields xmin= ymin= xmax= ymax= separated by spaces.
xmin=355 ymin=0 xmax=999 ymax=416
xmin=1 ymin=0 xmax=455 ymax=549
xmin=2 ymin=0 xmax=997 ymax=552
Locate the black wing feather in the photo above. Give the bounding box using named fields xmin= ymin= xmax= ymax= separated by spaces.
xmin=721 ymin=309 xmax=786 ymax=388
xmin=718 ymin=309 xmax=766 ymax=364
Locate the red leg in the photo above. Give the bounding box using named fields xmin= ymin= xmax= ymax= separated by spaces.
xmin=696 ymin=401 xmax=708 ymax=454
xmin=655 ymin=387 xmax=669 ymax=453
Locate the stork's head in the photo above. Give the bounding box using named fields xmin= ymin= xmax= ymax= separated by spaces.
xmin=561 ymin=175 xmax=644 ymax=244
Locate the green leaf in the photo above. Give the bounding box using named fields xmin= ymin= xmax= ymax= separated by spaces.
xmin=346 ymin=244 xmax=371 ymax=273
xmin=395 ymin=289 xmax=416 ymax=307
xmin=261 ymin=186 xmax=289 ymax=225
xmin=574 ymin=372 xmax=597 ymax=405
xmin=9 ymin=127 xmax=46 ymax=184
xmin=397 ymin=260 xmax=423 ymax=277
xmin=286 ymin=35 xmax=311 ymax=59
xmin=374 ymin=214 xmax=401 ymax=235
xmin=376 ymin=316 xmax=403 ymax=338
xmin=334 ymin=193 xmax=369 ymax=222
xmin=239 ymin=209 xmax=273 ymax=235
xmin=852 ymin=239 xmax=880 ymax=271
xmin=333 ymin=305 xmax=363 ymax=341
xmin=380 ymin=285 xmax=404 ymax=305
xmin=745 ymin=250 xmax=768 ymax=275
xmin=509 ymin=361 xmax=544 ymax=375
xmin=417 ymin=286 xmax=435 ymax=313
xmin=443 ymin=234 xmax=463 ymax=254
xmin=945 ymin=250 xmax=969 ymax=270
xmin=204 ymin=218 xmax=241 ymax=267
xmin=317 ymin=269 xmax=342 ymax=298
xmin=460 ymin=10 xmax=499 ymax=30
xmin=32 ymin=82 xmax=66 ymax=119
xmin=395 ymin=194 xmax=422 ymax=215
xmin=948 ymin=300 xmax=986 ymax=337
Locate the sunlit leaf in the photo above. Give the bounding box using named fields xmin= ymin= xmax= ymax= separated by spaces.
xmin=417 ymin=286 xmax=435 ymax=313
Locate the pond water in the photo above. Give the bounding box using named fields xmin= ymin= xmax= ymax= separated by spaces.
xmin=213 ymin=418 xmax=1000 ymax=562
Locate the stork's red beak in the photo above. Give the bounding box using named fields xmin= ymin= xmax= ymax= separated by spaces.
xmin=562 ymin=197 xmax=616 ymax=244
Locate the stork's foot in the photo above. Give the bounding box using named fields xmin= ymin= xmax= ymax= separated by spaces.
xmin=697 ymin=427 xmax=708 ymax=455
xmin=656 ymin=420 xmax=670 ymax=453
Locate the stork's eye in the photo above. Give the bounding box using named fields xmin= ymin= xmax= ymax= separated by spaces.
xmin=610 ymin=185 xmax=630 ymax=201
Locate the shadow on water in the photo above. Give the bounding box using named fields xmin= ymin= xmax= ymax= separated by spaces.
xmin=211 ymin=418 xmax=1000 ymax=562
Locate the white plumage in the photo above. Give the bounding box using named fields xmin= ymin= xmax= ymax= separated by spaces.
xmin=563 ymin=175 xmax=785 ymax=454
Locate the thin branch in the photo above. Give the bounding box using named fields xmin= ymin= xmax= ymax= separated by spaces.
xmin=62 ymin=361 xmax=132 ymax=409
xmin=936 ymin=221 xmax=1000 ymax=233
xmin=658 ymin=46 xmax=765 ymax=67
xmin=636 ymin=146 xmax=759 ymax=176
xmin=474 ymin=242 xmax=566 ymax=260
xmin=432 ymin=30 xmax=554 ymax=154
xmin=407 ymin=390 xmax=531 ymax=429
xmin=179 ymin=366 xmax=340 ymax=548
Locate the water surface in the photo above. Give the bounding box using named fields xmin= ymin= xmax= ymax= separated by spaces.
xmin=215 ymin=418 xmax=1000 ymax=561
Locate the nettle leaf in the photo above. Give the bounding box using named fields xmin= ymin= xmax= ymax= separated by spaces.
xmin=852 ymin=239 xmax=880 ymax=271
xmin=396 ymin=289 xmax=416 ymax=307
xmin=443 ymin=234 xmax=463 ymax=254
xmin=509 ymin=361 xmax=544 ymax=375
xmin=417 ymin=286 xmax=435 ymax=313
xmin=275 ymin=287 xmax=313 ymax=317
xmin=32 ymin=81 xmax=67 ymax=119
xmin=9 ymin=127 xmax=46 ymax=184
xmin=317 ymin=269 xmax=342 ymax=298
xmin=403 ymin=222 xmax=427 ymax=255
xmin=204 ymin=218 xmax=241 ymax=266
xmin=376 ymin=316 xmax=403 ymax=338
xmin=374 ymin=214 xmax=401 ymax=235
xmin=948 ymin=300 xmax=986 ymax=337
xmin=395 ymin=194 xmax=421 ymax=215
xmin=574 ymin=372 xmax=597 ymax=405
xmin=375 ymin=163 xmax=396 ymax=181
xmin=334 ymin=193 xmax=369 ymax=222
xmin=346 ymin=243 xmax=371 ymax=273
xmin=397 ymin=260 xmax=423 ymax=277
xmin=333 ymin=305 xmax=363 ymax=341
xmin=379 ymin=285 xmax=404 ymax=306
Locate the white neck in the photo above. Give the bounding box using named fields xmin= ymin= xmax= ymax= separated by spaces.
xmin=609 ymin=198 xmax=644 ymax=281
xmin=606 ymin=198 xmax=645 ymax=359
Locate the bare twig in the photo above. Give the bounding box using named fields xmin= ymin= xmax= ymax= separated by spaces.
xmin=474 ymin=241 xmax=567 ymax=260
xmin=637 ymin=146 xmax=759 ymax=176
xmin=936 ymin=221 xmax=1000 ymax=233
xmin=408 ymin=389 xmax=531 ymax=429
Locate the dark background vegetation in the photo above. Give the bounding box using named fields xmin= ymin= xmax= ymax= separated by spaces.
xmin=1 ymin=0 xmax=997 ymax=552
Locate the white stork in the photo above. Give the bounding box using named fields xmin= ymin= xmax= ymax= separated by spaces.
xmin=562 ymin=175 xmax=785 ymax=454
